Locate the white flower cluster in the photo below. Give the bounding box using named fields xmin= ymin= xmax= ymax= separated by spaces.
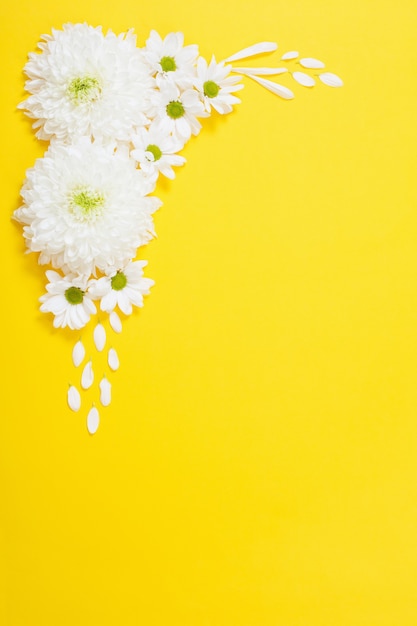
xmin=14 ymin=23 xmax=244 ymax=331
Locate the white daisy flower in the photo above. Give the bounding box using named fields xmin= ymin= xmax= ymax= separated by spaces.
xmin=89 ymin=261 xmax=154 ymax=316
xmin=152 ymin=82 xmax=208 ymax=143
xmin=143 ymin=30 xmax=198 ymax=89
xmin=14 ymin=138 xmax=161 ymax=277
xmin=194 ymin=56 xmax=243 ymax=114
xmin=18 ymin=22 xmax=154 ymax=143
xmin=131 ymin=124 xmax=186 ymax=181
xmin=40 ymin=270 xmax=96 ymax=330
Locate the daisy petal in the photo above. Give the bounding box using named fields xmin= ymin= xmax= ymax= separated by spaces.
xmin=319 ymin=72 xmax=344 ymax=87
xmin=87 ymin=406 xmax=100 ymax=435
xmin=81 ymin=360 xmax=94 ymax=390
xmin=93 ymin=323 xmax=106 ymax=351
xmin=67 ymin=385 xmax=81 ymax=412
xmin=224 ymin=41 xmax=278 ymax=63
xmin=109 ymin=311 xmax=123 ymax=333
xmin=281 ymin=51 xmax=299 ymax=60
xmin=249 ymin=75 xmax=294 ymax=99
xmin=232 ymin=67 xmax=288 ymax=76
xmin=108 ymin=348 xmax=120 ymax=372
xmin=99 ymin=377 xmax=112 ymax=407
xmin=72 ymin=339 xmax=85 ymax=367
xmin=299 ymin=57 xmax=325 ymax=69
xmin=292 ymin=71 xmax=316 ymax=87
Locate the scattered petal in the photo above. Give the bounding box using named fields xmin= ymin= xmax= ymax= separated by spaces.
xmin=319 ymin=72 xmax=344 ymax=87
xmin=109 ymin=311 xmax=122 ymax=333
xmin=299 ymin=57 xmax=325 ymax=69
xmin=67 ymin=385 xmax=81 ymax=412
xmin=72 ymin=339 xmax=85 ymax=367
xmin=281 ymin=51 xmax=299 ymax=61
xmin=249 ymin=74 xmax=294 ymax=99
xmin=81 ymin=360 xmax=94 ymax=389
xmin=93 ymin=323 xmax=106 ymax=351
xmin=224 ymin=41 xmax=278 ymax=63
xmin=292 ymin=71 xmax=316 ymax=87
xmin=87 ymin=405 xmax=99 ymax=434
xmin=232 ymin=67 xmax=288 ymax=76
xmin=108 ymin=348 xmax=120 ymax=371
xmin=99 ymin=377 xmax=112 ymax=407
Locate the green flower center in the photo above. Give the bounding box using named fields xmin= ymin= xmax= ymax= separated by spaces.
xmin=203 ymin=80 xmax=220 ymax=98
xmin=69 ymin=187 xmax=105 ymax=222
xmin=145 ymin=144 xmax=163 ymax=162
xmin=166 ymin=100 xmax=185 ymax=119
xmin=160 ymin=56 xmax=177 ymax=72
xmin=111 ymin=271 xmax=127 ymax=291
xmin=65 ymin=286 xmax=84 ymax=305
xmin=67 ymin=76 xmax=101 ymax=104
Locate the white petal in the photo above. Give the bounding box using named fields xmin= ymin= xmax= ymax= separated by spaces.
xmin=81 ymin=360 xmax=94 ymax=390
xmin=109 ymin=311 xmax=123 ymax=333
xmin=224 ymin=41 xmax=278 ymax=63
xmin=299 ymin=57 xmax=325 ymax=69
xmin=319 ymin=72 xmax=344 ymax=87
xmin=249 ymin=75 xmax=294 ymax=99
xmin=232 ymin=67 xmax=288 ymax=76
xmin=72 ymin=339 xmax=85 ymax=367
xmin=108 ymin=348 xmax=119 ymax=372
xmin=281 ymin=51 xmax=299 ymax=60
xmin=87 ymin=406 xmax=99 ymax=435
xmin=99 ymin=377 xmax=112 ymax=407
xmin=67 ymin=385 xmax=81 ymax=412
xmin=292 ymin=71 xmax=316 ymax=87
xmin=93 ymin=323 xmax=106 ymax=351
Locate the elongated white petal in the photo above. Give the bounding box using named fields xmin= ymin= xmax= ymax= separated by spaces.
xmin=319 ymin=72 xmax=344 ymax=87
xmin=249 ymin=74 xmax=294 ymax=99
xmin=299 ymin=57 xmax=325 ymax=69
xmin=72 ymin=339 xmax=85 ymax=367
xmin=232 ymin=67 xmax=288 ymax=76
xmin=108 ymin=348 xmax=119 ymax=371
xmin=81 ymin=360 xmax=94 ymax=389
xmin=99 ymin=377 xmax=111 ymax=407
xmin=87 ymin=406 xmax=99 ymax=434
xmin=281 ymin=50 xmax=299 ymax=60
xmin=224 ymin=41 xmax=277 ymax=63
xmin=67 ymin=385 xmax=81 ymax=412
xmin=109 ymin=311 xmax=122 ymax=333
xmin=292 ymin=71 xmax=316 ymax=87
xmin=93 ymin=323 xmax=106 ymax=351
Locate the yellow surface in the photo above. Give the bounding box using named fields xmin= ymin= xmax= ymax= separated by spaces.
xmin=1 ymin=0 xmax=417 ymax=624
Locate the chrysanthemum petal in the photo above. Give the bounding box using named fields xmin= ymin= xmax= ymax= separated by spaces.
xmin=224 ymin=42 xmax=278 ymax=63
xmin=299 ymin=57 xmax=325 ymax=69
xmin=81 ymin=360 xmax=94 ymax=389
xmin=93 ymin=323 xmax=106 ymax=351
xmin=248 ymin=75 xmax=294 ymax=99
xmin=72 ymin=339 xmax=85 ymax=367
xmin=67 ymin=385 xmax=81 ymax=412
xmin=232 ymin=67 xmax=288 ymax=76
xmin=87 ymin=405 xmax=100 ymax=434
xmin=108 ymin=348 xmax=119 ymax=371
xmin=292 ymin=71 xmax=316 ymax=87
xmin=319 ymin=72 xmax=344 ymax=87
xmin=99 ymin=377 xmax=112 ymax=407
xmin=109 ymin=311 xmax=122 ymax=333
xmin=281 ymin=51 xmax=299 ymax=60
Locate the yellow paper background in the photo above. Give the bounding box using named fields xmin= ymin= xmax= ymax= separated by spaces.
xmin=1 ymin=0 xmax=417 ymax=624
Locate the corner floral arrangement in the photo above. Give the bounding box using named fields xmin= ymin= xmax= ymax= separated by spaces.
xmin=14 ymin=23 xmax=342 ymax=434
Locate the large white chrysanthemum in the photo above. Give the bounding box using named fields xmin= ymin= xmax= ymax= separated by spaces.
xmin=14 ymin=138 xmax=161 ymax=276
xmin=194 ymin=56 xmax=243 ymax=114
xmin=19 ymin=22 xmax=155 ymax=143
xmin=40 ymin=270 xmax=96 ymax=330
xmin=89 ymin=261 xmax=154 ymax=315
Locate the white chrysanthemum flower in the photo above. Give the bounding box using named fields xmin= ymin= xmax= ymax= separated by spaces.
xmin=14 ymin=138 xmax=161 ymax=276
xmin=143 ymin=30 xmax=198 ymax=89
xmin=40 ymin=270 xmax=96 ymax=330
xmin=89 ymin=260 xmax=154 ymax=315
xmin=19 ymin=22 xmax=154 ymax=143
xmin=131 ymin=124 xmax=186 ymax=180
xmin=194 ymin=56 xmax=243 ymax=114
xmin=152 ymin=82 xmax=208 ymax=143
